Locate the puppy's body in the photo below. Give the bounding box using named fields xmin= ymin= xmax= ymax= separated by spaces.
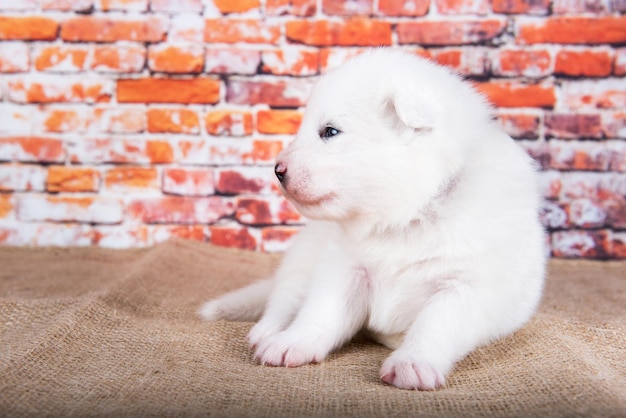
xmin=201 ymin=49 xmax=546 ymax=390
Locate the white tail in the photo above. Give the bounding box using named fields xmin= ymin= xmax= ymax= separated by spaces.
xmin=199 ymin=279 xmax=273 ymax=322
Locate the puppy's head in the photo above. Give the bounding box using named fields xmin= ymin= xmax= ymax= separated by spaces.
xmin=275 ymin=49 xmax=492 ymax=228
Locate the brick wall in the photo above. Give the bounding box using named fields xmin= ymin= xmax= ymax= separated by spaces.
xmin=0 ymin=0 xmax=625 ymax=258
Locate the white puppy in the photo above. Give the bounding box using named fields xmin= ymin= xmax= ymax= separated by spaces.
xmin=201 ymin=48 xmax=546 ymax=390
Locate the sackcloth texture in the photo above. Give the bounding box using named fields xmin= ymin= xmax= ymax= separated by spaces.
xmin=0 ymin=239 xmax=625 ymax=417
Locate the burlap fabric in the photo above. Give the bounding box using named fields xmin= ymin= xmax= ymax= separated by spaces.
xmin=0 ymin=239 xmax=624 ymax=417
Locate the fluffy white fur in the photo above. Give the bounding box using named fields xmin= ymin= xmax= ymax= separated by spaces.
xmin=200 ymin=49 xmax=547 ymax=390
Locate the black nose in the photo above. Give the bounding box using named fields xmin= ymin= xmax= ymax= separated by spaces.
xmin=274 ymin=162 xmax=287 ymax=183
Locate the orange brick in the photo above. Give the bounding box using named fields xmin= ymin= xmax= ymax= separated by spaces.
xmin=104 ymin=166 xmax=158 ymax=189
xmin=492 ymin=0 xmax=550 ymax=13
xmin=18 ymin=195 xmax=123 ymax=224
xmin=47 ymin=166 xmax=100 ymax=192
xmin=117 ymin=78 xmax=220 ymax=104
xmin=397 ymin=19 xmax=506 ymax=45
xmin=94 ymin=106 xmax=145 ymax=133
xmin=518 ymin=17 xmax=626 ymax=45
xmin=436 ymin=0 xmax=489 ymax=14
xmin=432 ymin=48 xmax=487 ymax=76
xmin=496 ymin=112 xmax=540 ymax=139
xmin=261 ymin=226 xmax=300 ymax=252
xmin=213 ymin=0 xmax=260 ymax=13
xmin=128 ymin=196 xmax=234 ymax=224
xmin=8 ymin=76 xmax=111 ymax=104
xmin=34 ymin=45 xmax=89 ymax=72
xmin=205 ymin=110 xmax=254 ymax=136
xmin=286 ymin=19 xmax=392 ymax=46
xmin=257 ymin=109 xmax=302 ymax=134
xmin=210 ymin=224 xmax=258 ymax=250
xmin=0 ymin=164 xmax=46 ymax=191
xmin=205 ymin=19 xmax=280 ymax=44
xmin=266 ymin=0 xmax=316 ymax=15
xmin=96 ymin=0 xmax=148 ymax=11
xmin=377 ymin=0 xmax=429 ymax=15
xmin=0 ymin=195 xmax=13 ymax=218
xmin=42 ymin=108 xmax=90 ymax=133
xmin=146 ymin=141 xmax=175 ymax=163
xmin=169 ymin=14 xmax=204 ymax=42
xmin=616 ymin=48 xmax=626 ymax=76
xmin=61 ymin=16 xmax=167 ymax=42
xmin=561 ymin=79 xmax=626 ymax=109
xmin=148 ymin=44 xmax=204 ymax=74
xmin=554 ymin=49 xmax=612 ymax=77
xmin=151 ymin=0 xmax=203 ymax=11
xmin=92 ymin=44 xmax=146 ymax=73
xmin=0 ymin=42 xmax=29 ymax=72
xmin=236 ymin=196 xmax=301 ymax=225
xmin=475 ymin=81 xmax=556 ymax=108
xmin=261 ymin=49 xmax=320 ymax=76
xmin=243 ymin=140 xmax=284 ymax=164
xmin=163 ymin=167 xmax=215 ymax=196
xmin=69 ymin=139 xmax=174 ymax=164
xmin=0 ymin=16 xmax=59 ymax=40
xmin=41 ymin=0 xmax=93 ymax=11
xmin=147 ymin=108 xmax=200 ymax=134
xmin=206 ymin=48 xmax=261 ymax=75
xmin=322 ymin=0 xmax=373 ymax=14
xmin=0 ymin=137 xmax=65 ymax=162
xmin=493 ymin=49 xmax=551 ymax=77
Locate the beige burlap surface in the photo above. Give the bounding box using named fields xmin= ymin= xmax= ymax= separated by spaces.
xmin=0 ymin=239 xmax=625 ymax=418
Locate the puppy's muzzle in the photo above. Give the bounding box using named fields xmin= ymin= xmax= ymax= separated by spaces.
xmin=274 ymin=162 xmax=287 ymax=184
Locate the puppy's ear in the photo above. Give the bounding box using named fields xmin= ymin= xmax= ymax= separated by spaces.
xmin=382 ymin=89 xmax=434 ymax=135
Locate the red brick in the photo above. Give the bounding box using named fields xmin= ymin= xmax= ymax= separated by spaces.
xmin=92 ymin=44 xmax=146 ymax=73
xmin=34 ymin=45 xmax=89 ymax=72
xmin=205 ymin=110 xmax=253 ymax=136
xmin=236 ymin=196 xmax=301 ymax=226
xmin=47 ymin=166 xmax=100 ymax=192
xmin=608 ymin=141 xmax=626 ymax=171
xmin=266 ymin=0 xmax=316 ymax=15
xmin=552 ymin=0 xmax=609 ymax=14
xmin=61 ymin=16 xmax=167 ymax=42
xmin=93 ymin=106 xmax=145 ymax=133
xmin=540 ymin=200 xmax=569 ymax=229
xmin=551 ymin=230 xmax=609 ymax=259
xmin=216 ymin=168 xmax=277 ymax=195
xmin=148 ymin=44 xmax=204 ymax=74
xmin=41 ymin=0 xmax=93 ymax=11
xmin=117 ymin=78 xmax=220 ymax=104
xmin=611 ymin=232 xmax=626 ymax=258
xmin=205 ymin=19 xmax=280 ymax=44
xmin=518 ymin=17 xmax=626 ymax=45
xmin=322 ymin=0 xmax=373 ymax=14
xmin=561 ymin=79 xmax=626 ymax=109
xmin=554 ymin=49 xmax=612 ymax=77
xmin=0 ymin=137 xmax=65 ymax=162
xmin=475 ymin=81 xmax=556 ymax=108
xmin=492 ymin=49 xmax=551 ymax=78
xmin=545 ymin=113 xmax=603 ymax=139
xmin=538 ymin=171 xmax=562 ymax=199
xmin=547 ymin=140 xmax=611 ymax=171
xmin=492 ymin=0 xmax=550 ymax=14
xmin=602 ymin=111 xmax=626 ymax=139
xmin=436 ymin=0 xmax=489 ymax=14
xmin=147 ymin=108 xmax=200 ymax=134
xmin=96 ymin=0 xmax=148 ymax=11
xmin=212 ymin=0 xmax=260 ymax=13
xmin=0 ymin=16 xmax=58 ymax=40
xmin=104 ymin=166 xmax=158 ymax=191
xmin=163 ymin=167 xmax=215 ymax=196
xmin=566 ymin=198 xmax=607 ymax=228
xmin=210 ymin=224 xmax=258 ymax=251
xmin=0 ymin=164 xmax=46 ymax=191
xmin=377 ymin=0 xmax=429 ymax=15
xmin=286 ymin=19 xmax=392 ymax=47
xmin=605 ymin=198 xmax=626 ymax=228
xmin=496 ymin=112 xmax=541 ymax=139
xmin=18 ymin=195 xmax=123 ymax=224
xmin=7 ymin=75 xmax=112 ymax=104
xmin=227 ymin=78 xmax=312 ymax=107
xmin=69 ymin=139 xmax=173 ymax=164
xmin=128 ymin=196 xmax=233 ymax=224
xmin=398 ymin=19 xmax=505 ymax=46
xmin=616 ymin=48 xmax=626 ymax=76
xmin=261 ymin=49 xmax=319 ymax=76
xmin=0 ymin=42 xmax=29 ymax=72
xmin=261 ymin=226 xmax=300 ymax=252
xmin=257 ymin=109 xmax=302 ymax=134
xmin=432 ymin=48 xmax=487 ymax=76
xmin=205 ymin=48 xmax=261 ymax=75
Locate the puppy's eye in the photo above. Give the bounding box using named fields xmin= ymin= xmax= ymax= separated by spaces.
xmin=319 ymin=126 xmax=341 ymax=140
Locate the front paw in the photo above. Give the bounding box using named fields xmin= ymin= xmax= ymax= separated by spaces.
xmin=380 ymin=352 xmax=446 ymax=390
xmin=254 ymin=332 xmax=328 ymax=367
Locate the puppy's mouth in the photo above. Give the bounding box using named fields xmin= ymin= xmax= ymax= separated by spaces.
xmin=284 ymin=190 xmax=337 ymax=208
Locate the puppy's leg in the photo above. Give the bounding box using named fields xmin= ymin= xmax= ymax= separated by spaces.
xmin=254 ymin=247 xmax=369 ymax=367
xmin=380 ymin=282 xmax=509 ymax=390
xmin=199 ymin=279 xmax=273 ymax=322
